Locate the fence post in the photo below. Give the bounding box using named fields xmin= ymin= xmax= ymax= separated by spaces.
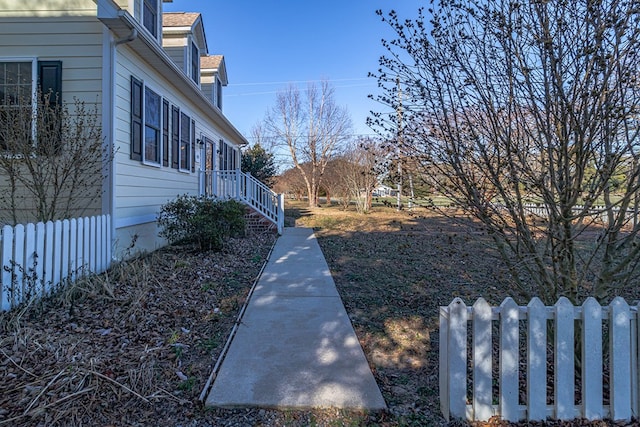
xmin=527 ymin=297 xmax=547 ymax=421
xmin=473 ymin=298 xmax=493 ymax=420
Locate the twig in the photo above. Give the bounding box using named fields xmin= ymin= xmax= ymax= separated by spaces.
xmin=24 ymin=368 xmax=66 ymax=415
xmin=0 ymin=348 xmax=37 ymax=378
xmin=87 ymin=369 xmax=150 ymax=404
xmin=147 ymin=387 xmax=190 ymax=405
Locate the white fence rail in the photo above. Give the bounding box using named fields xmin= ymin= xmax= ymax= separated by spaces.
xmin=440 ymin=297 xmax=639 ymax=422
xmin=202 ymin=170 xmax=284 ymax=234
xmin=1 ymin=215 xmax=111 ymax=311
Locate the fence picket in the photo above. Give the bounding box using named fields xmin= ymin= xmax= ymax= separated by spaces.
xmin=69 ymin=219 xmax=77 ymax=282
xmin=52 ymin=220 xmax=62 ymax=287
xmin=82 ymin=216 xmax=90 ymax=277
xmin=500 ymin=297 xmax=519 ymax=421
xmin=448 ymin=298 xmax=468 ymax=419
xmin=1 ymin=225 xmax=13 ymax=310
xmin=527 ymin=297 xmax=547 ymax=421
xmin=61 ymin=219 xmax=70 ymax=283
xmin=581 ymin=297 xmax=604 ymax=420
xmin=24 ymin=223 xmax=36 ymax=299
xmin=554 ymin=297 xmax=575 ymax=420
xmin=43 ymin=220 xmax=54 ymax=293
xmin=35 ymin=222 xmax=45 ymax=294
xmin=89 ymin=216 xmax=96 ymax=273
xmin=582 ymin=297 xmax=603 ymax=420
xmin=13 ymin=224 xmax=24 ymax=304
xmin=610 ymin=297 xmax=631 ymax=421
xmin=439 ymin=305 xmax=450 ymax=420
xmin=473 ymin=298 xmax=493 ymax=420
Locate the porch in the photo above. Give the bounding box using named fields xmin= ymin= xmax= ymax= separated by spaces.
xmin=201 ymin=170 xmax=284 ymax=234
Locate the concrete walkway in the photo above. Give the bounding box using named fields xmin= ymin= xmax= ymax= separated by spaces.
xmin=205 ymin=227 xmax=386 ymax=410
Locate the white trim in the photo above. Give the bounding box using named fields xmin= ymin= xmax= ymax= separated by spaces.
xmin=115 ymin=213 xmax=156 ymax=228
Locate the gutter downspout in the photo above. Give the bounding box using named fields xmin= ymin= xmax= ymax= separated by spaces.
xmin=107 ymin=28 xmax=138 ymax=260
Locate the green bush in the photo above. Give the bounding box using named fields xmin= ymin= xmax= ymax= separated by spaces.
xmin=157 ymin=195 xmax=246 ymax=252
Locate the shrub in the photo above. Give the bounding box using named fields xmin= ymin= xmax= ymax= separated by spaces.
xmin=157 ymin=195 xmax=246 ymax=252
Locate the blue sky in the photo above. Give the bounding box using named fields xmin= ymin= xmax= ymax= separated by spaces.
xmin=163 ymin=1 xmax=424 ymax=142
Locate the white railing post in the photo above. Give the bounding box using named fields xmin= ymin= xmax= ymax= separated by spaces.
xmin=278 ymin=193 xmax=285 ymax=234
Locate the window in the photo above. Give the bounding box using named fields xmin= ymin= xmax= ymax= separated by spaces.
xmin=130 ymin=76 xmax=162 ymax=165
xmin=143 ymin=0 xmax=158 ymax=37
xmin=216 ymin=77 xmax=222 ymax=109
xmin=144 ymin=86 xmax=161 ymax=164
xmin=179 ymin=111 xmax=191 ymax=171
xmin=190 ymin=42 xmax=199 ymax=83
xmin=0 ymin=60 xmax=62 ymax=152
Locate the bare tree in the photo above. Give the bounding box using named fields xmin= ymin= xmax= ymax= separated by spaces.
xmin=0 ymin=91 xmax=109 ymax=225
xmin=338 ymin=138 xmax=381 ymax=213
xmin=266 ymin=81 xmax=352 ymax=208
xmin=372 ymin=1 xmax=640 ymax=304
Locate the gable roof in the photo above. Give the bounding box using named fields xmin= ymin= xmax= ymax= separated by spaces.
xmin=162 ymin=12 xmax=207 ymax=53
xmin=162 ymin=12 xmax=199 ymax=27
xmin=200 ymin=55 xmax=228 ymax=85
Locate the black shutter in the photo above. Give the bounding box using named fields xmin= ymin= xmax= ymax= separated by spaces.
xmin=130 ymin=76 xmax=143 ymax=161
xmin=171 ymin=106 xmax=179 ymax=169
xmin=191 ymin=119 xmax=196 ymax=173
xmin=38 ymin=61 xmax=62 ymax=104
xmin=37 ymin=61 xmax=62 ymax=153
xmin=162 ymin=99 xmax=169 ymax=167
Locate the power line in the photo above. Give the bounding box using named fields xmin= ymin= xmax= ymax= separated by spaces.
xmin=229 ymin=77 xmax=371 ymax=87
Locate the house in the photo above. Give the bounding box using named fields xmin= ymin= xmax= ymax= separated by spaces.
xmin=0 ymin=0 xmax=282 ymax=260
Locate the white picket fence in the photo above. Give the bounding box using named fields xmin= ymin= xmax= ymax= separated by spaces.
xmin=522 ymin=203 xmax=637 ymax=224
xmin=440 ymin=296 xmax=640 ymax=422
xmin=1 ymin=215 xmax=111 ymax=311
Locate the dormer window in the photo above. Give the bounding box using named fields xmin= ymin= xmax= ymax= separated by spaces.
xmin=190 ymin=41 xmax=199 ymax=83
xmin=143 ymin=0 xmax=158 ymax=37
xmin=216 ymin=77 xmax=222 ymax=110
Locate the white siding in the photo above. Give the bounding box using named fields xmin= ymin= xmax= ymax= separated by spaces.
xmin=113 ymin=44 xmax=231 ymax=254
xmin=0 ymin=17 xmax=104 ymax=105
xmin=0 ymin=0 xmax=96 ymax=17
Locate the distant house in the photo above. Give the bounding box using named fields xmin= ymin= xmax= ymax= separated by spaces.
xmin=0 ymin=0 xmax=281 ymax=259
xmin=373 ymin=184 xmax=395 ymax=197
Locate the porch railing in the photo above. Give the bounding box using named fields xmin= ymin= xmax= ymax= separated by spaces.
xmin=202 ymin=170 xmax=284 ymax=234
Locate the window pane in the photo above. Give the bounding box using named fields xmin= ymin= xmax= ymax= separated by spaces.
xmin=1 ymin=61 xmax=32 ymax=150
xmin=144 ymin=87 xmax=161 ymax=163
xmin=143 ymin=0 xmax=157 ymax=36
xmin=180 ymin=112 xmax=190 ymax=170
xmin=145 ymin=126 xmax=159 ymax=163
